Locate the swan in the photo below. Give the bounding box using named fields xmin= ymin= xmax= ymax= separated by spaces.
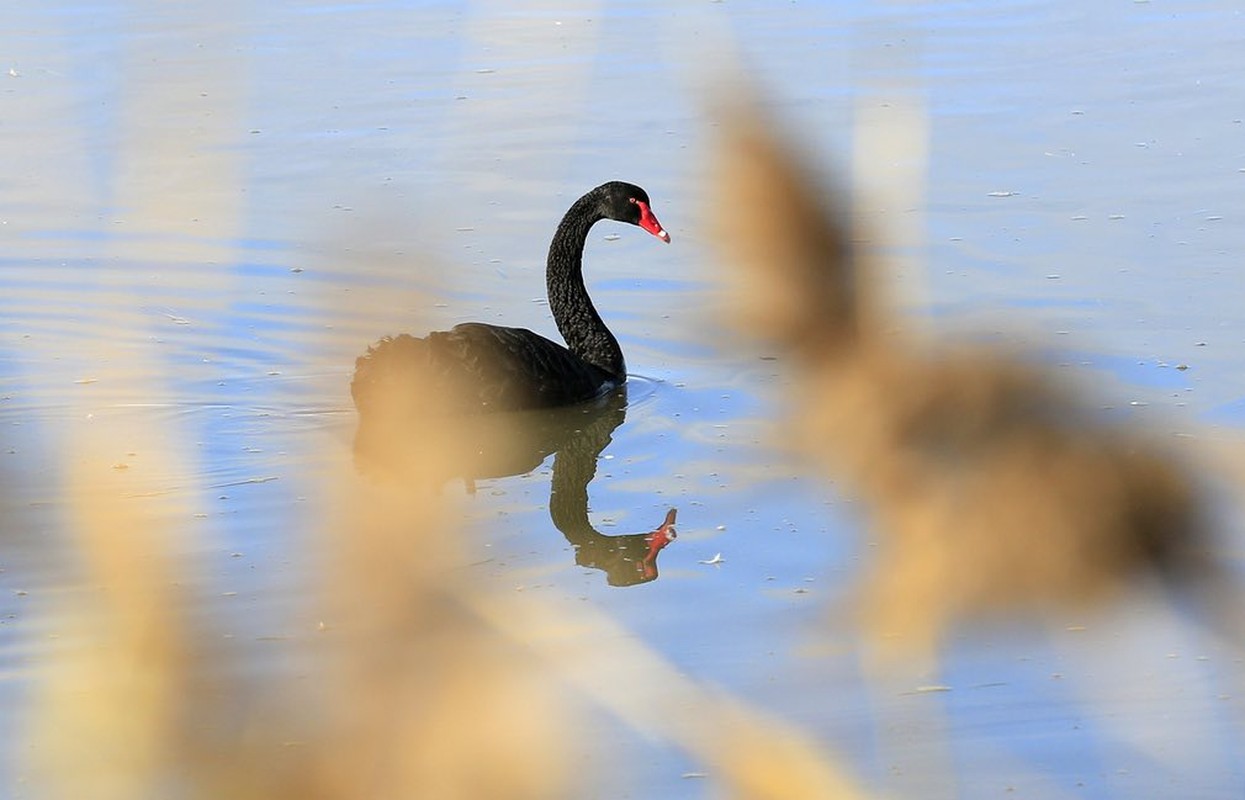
xmin=351 ymin=181 xmax=670 ymax=414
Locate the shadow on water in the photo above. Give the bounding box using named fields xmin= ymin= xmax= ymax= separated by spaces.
xmin=353 ymin=377 xmax=677 ymax=587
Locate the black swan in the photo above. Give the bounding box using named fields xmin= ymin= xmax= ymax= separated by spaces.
xmin=351 ymin=181 xmax=670 ymax=415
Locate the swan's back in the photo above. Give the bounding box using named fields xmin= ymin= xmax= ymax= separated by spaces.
xmin=351 ymin=323 xmax=616 ymax=416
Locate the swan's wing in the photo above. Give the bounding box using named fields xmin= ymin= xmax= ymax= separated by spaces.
xmin=440 ymin=323 xmax=612 ymax=410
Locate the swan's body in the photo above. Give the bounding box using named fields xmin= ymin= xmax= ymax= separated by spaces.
xmin=352 ymin=182 xmax=669 ymax=415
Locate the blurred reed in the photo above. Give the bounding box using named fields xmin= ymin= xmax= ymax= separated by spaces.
xmin=21 ymin=324 xmax=871 ymax=800
xmin=706 ymin=92 xmax=1234 ymax=658
xmin=23 ymin=396 xmax=575 ymax=799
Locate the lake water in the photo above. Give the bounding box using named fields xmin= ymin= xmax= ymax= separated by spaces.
xmin=3 ymin=1 xmax=1244 ymax=797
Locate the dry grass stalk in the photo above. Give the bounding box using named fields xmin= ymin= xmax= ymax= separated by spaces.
xmin=306 ymin=412 xmax=575 ymax=800
xmin=464 ymin=583 xmax=871 ymax=800
xmin=26 ymin=439 xmax=197 ymax=800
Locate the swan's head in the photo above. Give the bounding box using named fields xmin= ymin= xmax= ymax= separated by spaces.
xmin=598 ymin=181 xmax=672 ymax=243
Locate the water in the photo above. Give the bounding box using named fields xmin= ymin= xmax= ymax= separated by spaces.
xmin=3 ymin=1 xmax=1245 ymax=797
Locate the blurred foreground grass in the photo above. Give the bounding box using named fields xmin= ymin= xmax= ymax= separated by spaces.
xmin=20 ymin=362 xmax=869 ymax=800
xmin=709 ymin=90 xmax=1245 ymax=660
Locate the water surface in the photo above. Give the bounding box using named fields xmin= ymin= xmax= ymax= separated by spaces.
xmin=3 ymin=1 xmax=1245 ymax=797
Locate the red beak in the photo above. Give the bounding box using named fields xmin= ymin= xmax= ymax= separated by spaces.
xmin=636 ymin=200 xmax=671 ymax=243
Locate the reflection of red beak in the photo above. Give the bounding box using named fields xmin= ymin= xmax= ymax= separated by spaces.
xmin=636 ymin=200 xmax=672 ymax=243
xmin=639 ymin=508 xmax=678 ymax=580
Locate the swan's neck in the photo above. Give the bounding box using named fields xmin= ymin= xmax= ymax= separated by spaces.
xmin=546 ymin=195 xmax=625 ymax=380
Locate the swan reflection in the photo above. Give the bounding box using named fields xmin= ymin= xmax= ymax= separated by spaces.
xmin=353 ymin=385 xmax=677 ymax=586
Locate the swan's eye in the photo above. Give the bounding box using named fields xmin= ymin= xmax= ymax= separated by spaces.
xmin=628 ymin=197 xmax=637 ymax=204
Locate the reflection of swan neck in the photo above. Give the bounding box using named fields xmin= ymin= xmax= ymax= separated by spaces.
xmin=543 ymin=392 xmax=675 ymax=586
xmin=548 ymin=396 xmax=627 ymax=536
